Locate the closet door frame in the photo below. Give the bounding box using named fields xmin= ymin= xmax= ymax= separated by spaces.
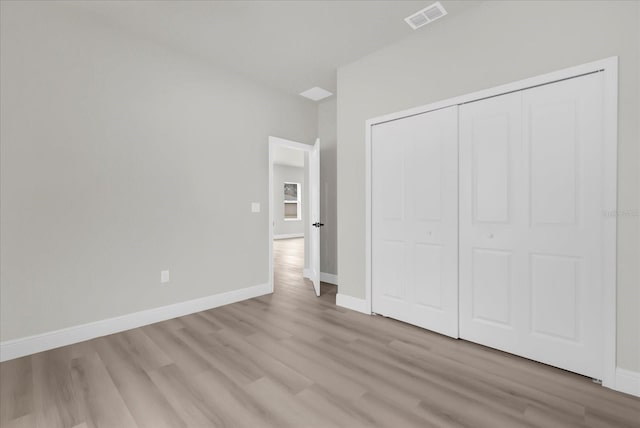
xmin=364 ymin=56 xmax=618 ymax=389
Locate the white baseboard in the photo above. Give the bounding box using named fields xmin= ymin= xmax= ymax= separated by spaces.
xmin=614 ymin=368 xmax=640 ymax=397
xmin=302 ymin=268 xmax=338 ymax=285
xmin=320 ymin=272 xmax=338 ymax=285
xmin=302 ymin=270 xmax=338 ymax=286
xmin=273 ymin=233 xmax=304 ymax=240
xmin=0 ymin=282 xmax=271 ymax=362
xmin=336 ymin=293 xmax=370 ymax=315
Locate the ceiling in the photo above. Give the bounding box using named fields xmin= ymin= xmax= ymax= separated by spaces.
xmin=273 ymin=147 xmax=305 ymax=168
xmin=69 ymin=1 xmax=479 ymax=97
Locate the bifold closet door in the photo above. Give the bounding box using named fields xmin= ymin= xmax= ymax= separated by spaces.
xmin=372 ymin=106 xmax=458 ymax=338
xmin=459 ymin=72 xmax=605 ymax=379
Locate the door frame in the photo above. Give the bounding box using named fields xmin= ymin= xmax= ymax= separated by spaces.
xmin=364 ymin=57 xmax=618 ymax=388
xmin=268 ymin=136 xmax=315 ymax=293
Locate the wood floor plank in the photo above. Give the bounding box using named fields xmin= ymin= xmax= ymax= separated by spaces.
xmin=1 ymin=237 xmax=638 ymax=428
xmin=296 ymin=384 xmax=379 ymax=428
xmin=69 ymin=352 xmax=138 ymax=428
xmin=112 ymin=328 xmax=173 ymax=372
xmin=244 ymin=331 xmax=369 ymax=402
xmin=355 ymin=392 xmax=438 ymax=428
xmin=146 ymin=364 xmax=226 ymax=427
xmin=1 ymin=414 xmax=34 ymax=428
xmin=281 ymin=335 xmax=424 ymax=408
xmin=221 ymin=304 xmax=294 ymax=341
xmin=140 ymin=323 xmax=211 ymax=377
xmin=0 ymin=357 xmax=32 ymax=424
xmin=352 ymin=337 xmax=565 ymax=422
xmin=175 ymin=327 xmax=264 ymax=386
xmin=91 ymin=336 xmax=186 ymax=428
xmin=244 ymin=376 xmax=336 ymax=428
xmin=31 ymin=348 xmax=90 ymax=428
xmin=234 ymin=299 xmax=326 ymax=342
xmin=192 ymin=369 xmax=288 ymax=428
xmin=214 ymin=328 xmax=314 ymax=394
xmin=414 ymin=387 xmax=535 ymax=428
xmin=174 ymin=312 xmax=223 ymax=335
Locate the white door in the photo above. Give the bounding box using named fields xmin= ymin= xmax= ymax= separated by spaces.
xmin=309 ymin=138 xmax=321 ymax=296
xmin=372 ymin=106 xmax=459 ymax=338
xmin=459 ymin=72 xmax=605 ymax=379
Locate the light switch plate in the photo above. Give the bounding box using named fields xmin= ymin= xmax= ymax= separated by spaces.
xmin=160 ymin=270 xmax=170 ymax=283
xmin=251 ymin=202 xmax=260 ymax=213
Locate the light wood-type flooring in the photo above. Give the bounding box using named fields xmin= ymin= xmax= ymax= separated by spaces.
xmin=1 ymin=237 xmax=639 ymax=427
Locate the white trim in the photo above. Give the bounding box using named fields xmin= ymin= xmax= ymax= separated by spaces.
xmin=0 ymin=282 xmax=271 ymax=362
xmin=365 ymin=57 xmax=618 ymax=389
xmin=601 ymin=58 xmax=619 ymax=390
xmin=273 ymin=233 xmax=304 ymax=240
xmin=320 ymin=272 xmax=338 ymax=285
xmin=269 ymin=136 xmax=313 ymax=294
xmin=365 ymin=118 xmax=373 ymax=315
xmin=613 ymin=368 xmax=640 ymax=397
xmin=269 ymin=136 xmax=313 ymax=152
xmin=336 ymin=293 xmax=370 ymax=315
xmin=296 ymin=268 xmax=337 ymax=285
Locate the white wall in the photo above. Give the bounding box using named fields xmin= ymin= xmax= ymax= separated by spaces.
xmin=337 ymin=1 xmax=640 ymax=371
xmin=273 ymin=164 xmax=305 ymax=237
xmin=318 ymin=99 xmax=338 ymax=276
xmin=0 ymin=2 xmax=317 ymax=342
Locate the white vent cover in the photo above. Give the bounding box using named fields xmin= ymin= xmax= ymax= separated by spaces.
xmin=405 ymin=2 xmax=448 ymax=30
xmin=300 ymin=86 xmax=333 ymax=101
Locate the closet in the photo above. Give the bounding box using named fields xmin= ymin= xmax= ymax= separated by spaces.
xmin=370 ymin=65 xmax=613 ymax=381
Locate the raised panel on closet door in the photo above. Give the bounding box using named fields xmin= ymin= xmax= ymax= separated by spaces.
xmin=372 ymin=106 xmax=458 ymax=338
xmin=459 ymin=91 xmax=523 ymax=351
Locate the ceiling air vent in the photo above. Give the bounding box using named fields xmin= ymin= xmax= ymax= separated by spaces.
xmin=405 ymin=2 xmax=448 ymax=30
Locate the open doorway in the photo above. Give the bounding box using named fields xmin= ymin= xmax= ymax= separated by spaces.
xmin=268 ymin=136 xmax=322 ymax=296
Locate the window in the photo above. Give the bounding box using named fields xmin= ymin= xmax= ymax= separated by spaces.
xmin=284 ymin=182 xmax=301 ymax=221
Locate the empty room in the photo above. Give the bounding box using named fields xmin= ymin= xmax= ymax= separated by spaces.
xmin=1 ymin=1 xmax=639 ymax=427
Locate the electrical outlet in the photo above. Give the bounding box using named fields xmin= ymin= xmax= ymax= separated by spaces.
xmin=251 ymin=202 xmax=260 ymax=213
xmin=160 ymin=270 xmax=170 ymax=283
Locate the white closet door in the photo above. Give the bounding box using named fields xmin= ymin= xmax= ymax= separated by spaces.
xmin=459 ymin=91 xmax=524 ymax=352
xmin=372 ymin=106 xmax=458 ymax=338
xmin=459 ymin=73 xmax=605 ymax=379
